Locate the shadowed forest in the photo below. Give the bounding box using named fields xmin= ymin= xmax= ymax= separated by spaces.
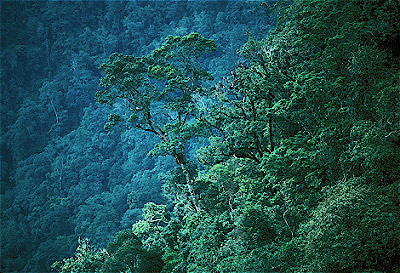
xmin=1 ymin=1 xmax=399 ymax=272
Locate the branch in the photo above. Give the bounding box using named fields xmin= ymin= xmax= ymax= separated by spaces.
xmin=50 ymin=99 xmax=59 ymax=124
xmin=283 ymin=208 xmax=294 ymax=239
xmin=385 ymin=129 xmax=400 ymax=138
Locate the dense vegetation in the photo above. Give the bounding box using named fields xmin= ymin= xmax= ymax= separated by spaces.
xmin=1 ymin=1 xmax=399 ymax=272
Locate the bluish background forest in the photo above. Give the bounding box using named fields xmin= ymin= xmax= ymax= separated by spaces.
xmin=1 ymin=1 xmax=400 ymax=273
xmin=1 ymin=1 xmax=271 ymax=271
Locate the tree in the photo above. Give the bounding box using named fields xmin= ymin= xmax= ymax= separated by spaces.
xmin=103 ymin=229 xmax=163 ymax=273
xmin=299 ymin=179 xmax=400 ymax=273
xmin=3 ymin=2 xmax=275 ymax=271
xmin=97 ymin=33 xmax=216 ymax=212
xmin=51 ymin=238 xmax=108 ymax=273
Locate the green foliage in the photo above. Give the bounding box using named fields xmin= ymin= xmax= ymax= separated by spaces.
xmin=3 ymin=1 xmax=268 ymax=269
xmin=299 ymin=179 xmax=400 ymax=272
xmin=51 ymin=238 xmax=108 ymax=273
xmin=97 ymin=32 xmax=218 ymax=214
xmin=97 ymin=33 xmax=215 ymax=146
xmin=132 ymin=202 xmax=171 ymax=250
xmin=103 ymin=229 xmax=163 ymax=273
xmin=4 ymin=1 xmax=400 ymax=272
xmin=52 ymin=231 xmax=163 ymax=273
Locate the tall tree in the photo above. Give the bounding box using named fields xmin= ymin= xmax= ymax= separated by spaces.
xmin=97 ymin=33 xmax=216 ymax=212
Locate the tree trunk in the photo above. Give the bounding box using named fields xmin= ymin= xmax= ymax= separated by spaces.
xmin=173 ymin=153 xmax=201 ymax=212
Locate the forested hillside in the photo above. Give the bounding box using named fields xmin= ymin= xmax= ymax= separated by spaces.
xmin=1 ymin=1 xmax=399 ymax=273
